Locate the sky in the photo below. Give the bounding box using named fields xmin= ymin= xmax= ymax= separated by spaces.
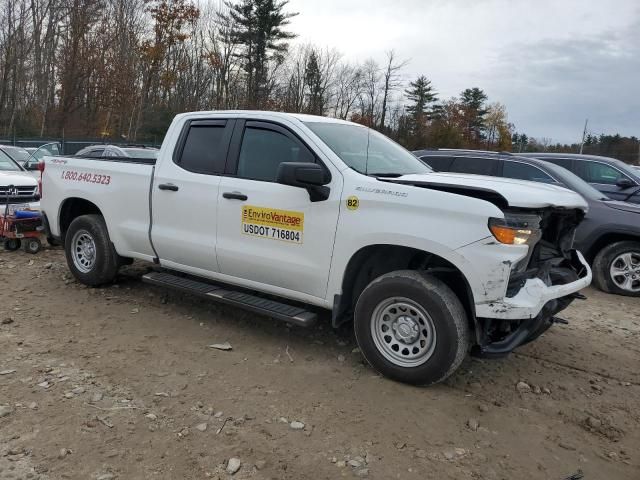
xmin=286 ymin=0 xmax=639 ymax=144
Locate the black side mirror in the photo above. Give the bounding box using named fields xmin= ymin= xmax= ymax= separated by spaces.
xmin=616 ymin=177 xmax=636 ymax=189
xmin=276 ymin=162 xmax=330 ymax=201
xmin=25 ymin=162 xmax=39 ymax=171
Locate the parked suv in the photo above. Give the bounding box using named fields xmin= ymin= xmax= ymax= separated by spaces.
xmin=519 ymin=153 xmax=640 ymax=204
xmin=415 ymin=149 xmax=640 ymax=296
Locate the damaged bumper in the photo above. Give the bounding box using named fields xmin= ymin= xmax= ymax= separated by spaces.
xmin=475 ymin=250 xmax=592 ymax=320
xmin=473 ymin=250 xmax=591 ymax=358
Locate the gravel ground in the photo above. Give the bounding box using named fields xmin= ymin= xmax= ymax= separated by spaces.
xmin=1 ymin=247 xmax=639 ymax=479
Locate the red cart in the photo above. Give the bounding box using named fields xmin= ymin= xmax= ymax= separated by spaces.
xmin=1 ymin=195 xmax=43 ymax=254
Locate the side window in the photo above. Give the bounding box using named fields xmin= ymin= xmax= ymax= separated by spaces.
xmin=421 ymin=156 xmax=453 ymax=172
xmin=545 ymin=157 xmax=573 ymax=170
xmin=178 ymin=123 xmax=228 ymax=174
xmin=449 ymin=156 xmax=497 ymax=176
xmin=236 ymin=126 xmax=314 ymax=182
xmin=575 ymin=161 xmax=627 ymax=185
xmin=84 ymin=149 xmax=104 ymax=158
xmin=503 ymin=162 xmax=556 ymax=184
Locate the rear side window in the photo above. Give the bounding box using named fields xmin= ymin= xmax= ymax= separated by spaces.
xmin=574 ymin=161 xmax=628 ymax=185
xmin=503 ymin=161 xmax=556 ymax=184
xmin=84 ymin=149 xmax=105 ymax=158
xmin=544 ymin=157 xmax=573 ymax=170
xmin=449 ymin=156 xmax=498 ymax=176
xmin=236 ymin=126 xmax=315 ymax=182
xmin=421 ymin=156 xmax=453 ymax=172
xmin=178 ymin=122 xmax=228 ymax=174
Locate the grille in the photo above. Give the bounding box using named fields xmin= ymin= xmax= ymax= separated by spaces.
xmin=0 ymin=185 xmax=38 ymax=204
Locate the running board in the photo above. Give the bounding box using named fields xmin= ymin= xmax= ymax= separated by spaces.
xmin=142 ymin=271 xmax=317 ymax=327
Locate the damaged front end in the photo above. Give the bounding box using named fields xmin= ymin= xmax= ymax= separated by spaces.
xmin=474 ymin=208 xmax=590 ymax=358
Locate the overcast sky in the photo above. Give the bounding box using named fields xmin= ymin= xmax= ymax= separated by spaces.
xmin=287 ymin=0 xmax=639 ymax=144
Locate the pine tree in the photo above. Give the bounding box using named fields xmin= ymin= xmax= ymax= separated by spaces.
xmin=304 ymin=51 xmax=323 ymax=115
xmin=459 ymin=87 xmax=488 ymax=145
xmin=224 ymin=0 xmax=297 ymax=108
xmin=404 ymin=75 xmax=437 ymax=148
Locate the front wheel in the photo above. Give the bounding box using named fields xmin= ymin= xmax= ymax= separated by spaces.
xmin=354 ymin=270 xmax=470 ymax=386
xmin=64 ymin=214 xmax=119 ymax=286
xmin=593 ymin=241 xmax=640 ymax=296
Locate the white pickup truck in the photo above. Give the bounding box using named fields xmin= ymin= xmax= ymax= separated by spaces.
xmin=41 ymin=111 xmax=592 ymax=385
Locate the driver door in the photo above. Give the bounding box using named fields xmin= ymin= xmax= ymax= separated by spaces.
xmin=215 ymin=120 xmax=342 ymax=299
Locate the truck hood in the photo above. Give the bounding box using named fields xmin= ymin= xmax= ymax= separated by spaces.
xmin=0 ymin=170 xmax=38 ymax=186
xmin=386 ymin=172 xmax=588 ymax=210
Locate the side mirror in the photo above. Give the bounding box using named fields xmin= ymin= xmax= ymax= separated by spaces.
xmin=25 ymin=162 xmax=39 ymax=171
xmin=276 ymin=162 xmax=330 ymax=202
xmin=616 ymin=177 xmax=636 ymax=189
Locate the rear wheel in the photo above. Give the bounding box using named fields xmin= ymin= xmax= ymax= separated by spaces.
xmin=354 ymin=270 xmax=470 ymax=386
xmin=65 ymin=214 xmax=119 ymax=286
xmin=22 ymin=238 xmax=42 ymax=254
xmin=3 ymin=238 xmax=21 ymax=251
xmin=593 ymin=241 xmax=640 ymax=297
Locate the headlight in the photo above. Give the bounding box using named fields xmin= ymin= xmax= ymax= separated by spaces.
xmin=489 ymin=213 xmax=542 ymax=246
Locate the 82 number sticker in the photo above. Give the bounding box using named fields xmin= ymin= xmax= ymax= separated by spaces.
xmin=346 ymin=196 xmax=359 ymax=211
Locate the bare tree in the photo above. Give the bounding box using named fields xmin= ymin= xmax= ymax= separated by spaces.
xmin=379 ymin=49 xmax=408 ymax=130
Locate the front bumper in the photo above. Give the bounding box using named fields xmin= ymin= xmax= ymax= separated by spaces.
xmin=472 ymin=250 xmax=591 ymax=357
xmin=475 ymin=250 xmax=591 ymax=320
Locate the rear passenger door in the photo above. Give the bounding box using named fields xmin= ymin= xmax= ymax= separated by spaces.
xmin=151 ymin=118 xmax=235 ymax=274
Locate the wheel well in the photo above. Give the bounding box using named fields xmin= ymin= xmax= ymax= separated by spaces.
xmin=585 ymin=233 xmax=640 ymax=263
xmin=59 ymin=198 xmax=102 ymax=240
xmin=335 ymin=245 xmax=477 ymax=331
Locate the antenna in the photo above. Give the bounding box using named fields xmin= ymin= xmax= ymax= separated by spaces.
xmin=579 ymin=119 xmax=588 ymax=154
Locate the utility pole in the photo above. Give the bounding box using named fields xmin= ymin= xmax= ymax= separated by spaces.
xmin=579 ymin=119 xmax=588 ymax=154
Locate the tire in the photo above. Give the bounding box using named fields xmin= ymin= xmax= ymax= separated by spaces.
xmin=354 ymin=270 xmax=470 ymax=386
xmin=64 ymin=214 xmax=119 ymax=286
xmin=3 ymin=238 xmax=21 ymax=251
xmin=22 ymin=237 xmax=42 ymax=254
xmin=592 ymin=241 xmax=640 ymax=297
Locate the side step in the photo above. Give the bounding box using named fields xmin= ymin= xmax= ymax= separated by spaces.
xmin=142 ymin=271 xmax=317 ymax=327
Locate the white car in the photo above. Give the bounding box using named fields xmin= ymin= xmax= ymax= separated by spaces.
xmin=0 ymin=149 xmax=40 ymax=210
xmin=40 ymin=111 xmax=592 ymax=385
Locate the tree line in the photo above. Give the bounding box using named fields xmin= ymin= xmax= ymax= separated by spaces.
xmin=0 ymin=0 xmax=636 ymax=164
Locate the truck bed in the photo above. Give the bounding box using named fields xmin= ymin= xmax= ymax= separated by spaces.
xmin=41 ymin=155 xmax=156 ymax=260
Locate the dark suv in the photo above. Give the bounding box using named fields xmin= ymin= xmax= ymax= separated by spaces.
xmin=518 ymin=153 xmax=640 ymax=204
xmin=414 ymin=149 xmax=640 ymax=296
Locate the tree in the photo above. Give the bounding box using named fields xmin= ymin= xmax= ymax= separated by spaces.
xmin=304 ymin=50 xmax=322 ymax=114
xmin=379 ymin=50 xmax=408 ymax=131
xmin=224 ymin=0 xmax=297 ymax=108
xmin=404 ymin=75 xmax=437 ymax=147
xmin=459 ymin=87 xmax=488 ymax=145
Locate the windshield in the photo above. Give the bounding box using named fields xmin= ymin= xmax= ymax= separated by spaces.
xmin=544 ymin=162 xmax=609 ymax=201
xmin=122 ymin=148 xmax=158 ymax=159
xmin=304 ymin=122 xmax=432 ymax=176
xmin=1 ymin=146 xmax=30 ymax=163
xmin=0 ymin=150 xmax=22 ymax=171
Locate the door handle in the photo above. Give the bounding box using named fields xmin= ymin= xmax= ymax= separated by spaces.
xmin=223 ymin=191 xmax=248 ymax=201
xmin=158 ymin=183 xmax=179 ymax=192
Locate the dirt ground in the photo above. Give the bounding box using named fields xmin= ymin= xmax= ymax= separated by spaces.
xmin=1 ymin=247 xmax=639 ymax=480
